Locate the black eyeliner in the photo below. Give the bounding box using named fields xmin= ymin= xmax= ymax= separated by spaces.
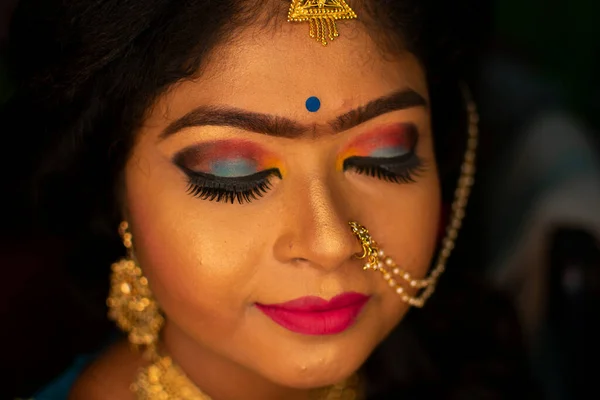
xmin=343 ymin=152 xmax=425 ymax=184
xmin=174 ymin=161 xmax=281 ymax=204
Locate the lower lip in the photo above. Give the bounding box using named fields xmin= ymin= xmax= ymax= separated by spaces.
xmin=256 ymin=297 xmax=369 ymax=336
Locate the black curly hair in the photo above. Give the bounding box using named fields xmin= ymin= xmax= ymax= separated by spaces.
xmin=4 ymin=0 xmax=485 ymax=235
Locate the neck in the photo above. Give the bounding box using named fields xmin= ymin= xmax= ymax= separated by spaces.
xmin=161 ymin=321 xmax=317 ymax=400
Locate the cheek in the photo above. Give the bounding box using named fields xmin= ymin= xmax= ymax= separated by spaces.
xmin=123 ymin=149 xmax=262 ymax=334
xmin=369 ymin=161 xmax=441 ymax=317
xmin=394 ymin=167 xmax=440 ymax=268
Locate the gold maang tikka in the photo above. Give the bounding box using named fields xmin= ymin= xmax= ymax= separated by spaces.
xmin=349 ymin=84 xmax=479 ymax=308
xmin=288 ymin=0 xmax=357 ymax=46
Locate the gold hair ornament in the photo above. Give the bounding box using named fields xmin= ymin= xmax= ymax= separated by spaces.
xmin=108 ymin=222 xmax=362 ymax=399
xmin=288 ymin=0 xmax=357 ymax=46
xmin=349 ymin=84 xmax=479 ymax=308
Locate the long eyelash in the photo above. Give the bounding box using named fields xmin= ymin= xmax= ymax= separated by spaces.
xmin=186 ymin=180 xmax=273 ymax=204
xmin=344 ymin=155 xmax=426 ymax=184
xmin=183 ymin=169 xmax=280 ymax=204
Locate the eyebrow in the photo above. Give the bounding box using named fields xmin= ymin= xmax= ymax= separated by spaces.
xmin=329 ymin=89 xmax=428 ymax=132
xmin=159 ymin=88 xmax=427 ymax=140
xmin=160 ymin=106 xmax=308 ymax=139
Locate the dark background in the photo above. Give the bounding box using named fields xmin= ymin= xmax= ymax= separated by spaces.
xmin=1 ymin=0 xmax=599 ymax=399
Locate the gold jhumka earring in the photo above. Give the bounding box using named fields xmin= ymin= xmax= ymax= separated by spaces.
xmin=107 ymin=221 xmax=164 ymax=350
xmin=349 ymin=84 xmax=479 ymax=308
xmin=108 ymin=222 xmax=218 ymax=399
xmin=288 ymin=0 xmax=357 ymax=46
xmin=107 ymin=223 xmax=361 ymax=399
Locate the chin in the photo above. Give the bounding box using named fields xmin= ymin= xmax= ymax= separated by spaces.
xmin=256 ymin=345 xmax=369 ymax=389
xmin=240 ymin=310 xmax=389 ymax=389
xmin=271 ymin=368 xmax=359 ymax=390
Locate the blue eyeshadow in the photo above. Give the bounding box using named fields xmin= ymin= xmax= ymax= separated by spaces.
xmin=369 ymin=146 xmax=409 ymax=158
xmin=209 ymin=159 xmax=257 ymax=177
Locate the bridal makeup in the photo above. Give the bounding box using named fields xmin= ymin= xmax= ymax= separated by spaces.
xmin=173 ymin=140 xmax=284 ymax=177
xmin=125 ymin=20 xmax=440 ymax=393
xmin=338 ymin=123 xmax=423 ymax=183
xmin=336 ymin=123 xmax=418 ymax=169
xmin=172 ymin=140 xmax=284 ymax=203
xmin=305 ymin=96 xmax=321 ymax=112
xmin=256 ymin=292 xmax=370 ymax=335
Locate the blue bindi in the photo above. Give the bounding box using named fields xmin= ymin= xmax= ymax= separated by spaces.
xmin=305 ymin=96 xmax=321 ymax=112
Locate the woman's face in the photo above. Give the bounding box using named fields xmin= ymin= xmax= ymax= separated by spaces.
xmin=125 ymin=21 xmax=440 ymax=389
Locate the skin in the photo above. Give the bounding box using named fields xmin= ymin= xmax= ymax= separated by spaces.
xmin=71 ymin=17 xmax=440 ymax=400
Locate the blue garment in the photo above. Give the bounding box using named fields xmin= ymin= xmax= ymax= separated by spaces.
xmin=33 ymin=332 xmax=121 ymax=399
xmin=34 ymin=355 xmax=94 ymax=400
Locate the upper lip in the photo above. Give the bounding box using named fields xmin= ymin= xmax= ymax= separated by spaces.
xmin=257 ymin=292 xmax=370 ymax=312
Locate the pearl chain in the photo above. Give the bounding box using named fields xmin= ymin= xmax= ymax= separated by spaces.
xmin=351 ymin=85 xmax=479 ymax=308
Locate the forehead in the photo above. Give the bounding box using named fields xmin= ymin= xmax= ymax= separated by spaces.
xmin=151 ymin=21 xmax=427 ymax=123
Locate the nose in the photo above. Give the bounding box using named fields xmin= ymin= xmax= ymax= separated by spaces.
xmin=273 ymin=176 xmax=359 ymax=272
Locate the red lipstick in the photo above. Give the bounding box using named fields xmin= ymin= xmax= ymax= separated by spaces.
xmin=256 ymin=292 xmax=369 ymax=335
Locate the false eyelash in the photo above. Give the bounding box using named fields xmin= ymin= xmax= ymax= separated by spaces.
xmin=186 ymin=180 xmax=272 ymax=204
xmin=183 ymin=169 xmax=280 ymax=204
xmin=343 ymin=154 xmax=426 ymax=184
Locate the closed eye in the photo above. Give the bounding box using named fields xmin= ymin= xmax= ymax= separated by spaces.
xmin=178 ymin=166 xmax=282 ymax=204
xmin=343 ymin=153 xmax=425 ymax=184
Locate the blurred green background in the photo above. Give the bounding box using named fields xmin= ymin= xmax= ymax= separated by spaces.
xmin=494 ymin=0 xmax=600 ymax=124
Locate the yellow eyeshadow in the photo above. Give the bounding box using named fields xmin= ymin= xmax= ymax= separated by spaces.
xmin=263 ymin=155 xmax=286 ymax=177
xmin=336 ymin=147 xmax=359 ymax=171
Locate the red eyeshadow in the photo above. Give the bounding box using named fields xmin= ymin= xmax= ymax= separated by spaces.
xmin=173 ymin=139 xmax=280 ymax=173
xmin=342 ymin=123 xmax=417 ymax=154
xmin=189 ymin=140 xmax=265 ymax=159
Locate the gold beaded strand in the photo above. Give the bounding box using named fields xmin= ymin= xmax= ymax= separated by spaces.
xmin=350 ymin=85 xmax=479 ymax=308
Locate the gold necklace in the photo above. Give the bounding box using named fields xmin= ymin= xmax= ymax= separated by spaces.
xmin=131 ymin=347 xmax=361 ymax=400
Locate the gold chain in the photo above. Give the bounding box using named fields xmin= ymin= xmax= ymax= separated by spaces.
xmin=132 ymin=346 xmax=361 ymax=400
xmin=350 ymin=84 xmax=479 ymax=308
xmin=110 ymin=224 xmax=362 ymax=400
xmin=132 ymin=351 xmax=211 ymax=400
xmin=112 ymin=84 xmax=478 ymax=397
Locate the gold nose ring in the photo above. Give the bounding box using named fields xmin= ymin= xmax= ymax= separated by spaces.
xmin=356 ymin=245 xmax=368 ymax=260
xmin=345 ymin=83 xmax=479 ymax=308
xmin=348 ymin=221 xmax=378 ymax=267
xmin=348 ymin=220 xmax=434 ymax=308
